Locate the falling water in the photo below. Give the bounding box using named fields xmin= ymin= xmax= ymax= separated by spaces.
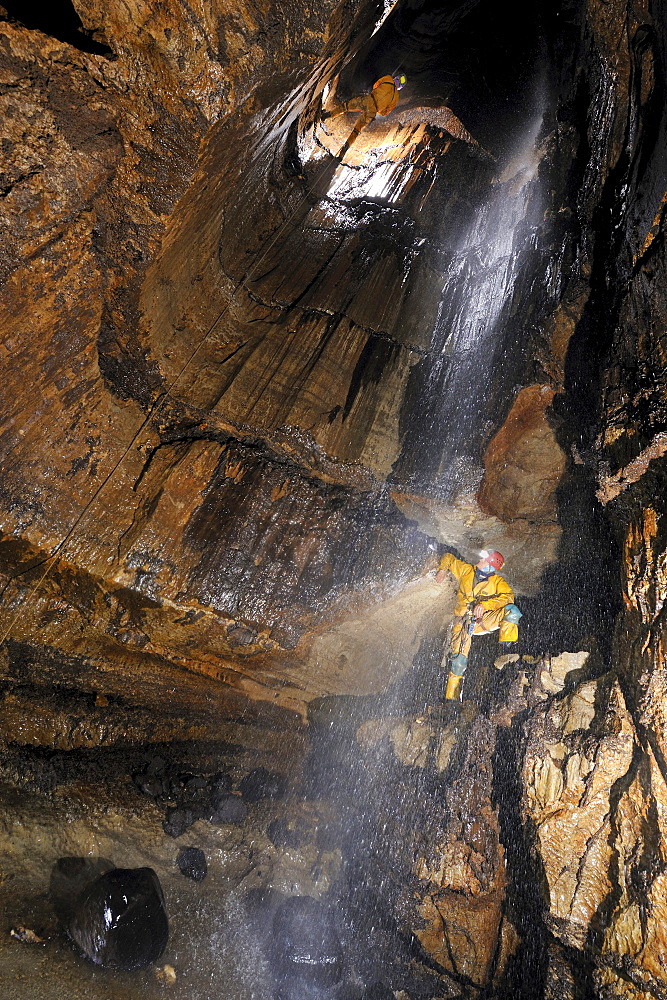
xmin=395 ymin=103 xmax=548 ymax=497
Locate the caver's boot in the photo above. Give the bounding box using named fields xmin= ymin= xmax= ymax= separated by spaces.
xmin=444 ymin=652 xmax=467 ymax=703
xmin=444 ymin=671 xmax=463 ymax=702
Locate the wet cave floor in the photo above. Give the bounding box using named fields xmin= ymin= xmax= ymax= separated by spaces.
xmin=0 ymin=743 xmax=285 ymax=1000
xmin=0 ymin=577 xmax=611 ymax=999
xmin=0 ymin=667 xmax=462 ymax=1000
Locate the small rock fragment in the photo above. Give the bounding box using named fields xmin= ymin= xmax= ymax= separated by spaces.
xmin=145 ymin=757 xmax=166 ymax=776
xmin=177 ymin=847 xmax=207 ymax=881
xmin=239 ymin=767 xmax=287 ymax=803
xmin=134 ymin=773 xmax=165 ymax=798
xmin=494 ymin=653 xmax=520 ymax=670
xmin=155 ymin=963 xmax=177 ymax=985
xmin=185 ymin=775 xmax=208 ymax=792
xmin=10 ymin=926 xmax=45 ymax=944
xmin=210 ymin=771 xmax=233 ymax=793
xmin=163 ymin=807 xmax=196 ymax=838
xmin=209 ymin=794 xmax=247 ymax=825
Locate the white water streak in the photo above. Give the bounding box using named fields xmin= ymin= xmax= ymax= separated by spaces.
xmin=438 ymin=112 xmax=545 ymax=360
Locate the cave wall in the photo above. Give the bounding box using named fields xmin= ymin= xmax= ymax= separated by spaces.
xmin=503 ymin=0 xmax=667 ymax=995
xmin=2 ymin=0 xmax=451 ymax=732
xmin=0 ymin=0 xmax=563 ymax=731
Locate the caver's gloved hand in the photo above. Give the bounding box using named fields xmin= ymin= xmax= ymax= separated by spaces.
xmin=433 ymin=545 xmax=459 ymax=582
xmin=423 ymin=542 xmax=455 ymax=578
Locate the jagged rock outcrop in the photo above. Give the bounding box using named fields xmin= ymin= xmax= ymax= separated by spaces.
xmin=478 ymin=385 xmax=566 ymax=523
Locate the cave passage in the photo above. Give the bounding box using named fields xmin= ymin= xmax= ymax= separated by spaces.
xmin=337 ymin=0 xmax=544 ymax=156
xmin=1 ymin=0 xmax=661 ymax=996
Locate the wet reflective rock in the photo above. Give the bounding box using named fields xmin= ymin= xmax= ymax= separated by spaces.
xmin=267 ymin=817 xmax=309 ymax=849
xmin=163 ymin=806 xmax=196 ymax=838
xmin=67 ymin=867 xmax=168 ymax=970
xmin=239 ymin=767 xmax=288 ymax=803
xmin=272 ymin=896 xmax=343 ymax=986
xmin=209 ymin=793 xmax=247 ymax=825
xmin=177 ymin=846 xmax=207 ymax=881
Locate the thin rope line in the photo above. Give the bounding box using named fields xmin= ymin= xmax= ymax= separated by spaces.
xmin=0 ymin=130 xmax=347 ymax=643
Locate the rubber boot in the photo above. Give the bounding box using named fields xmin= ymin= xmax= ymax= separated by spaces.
xmin=445 ymin=671 xmax=463 ymax=701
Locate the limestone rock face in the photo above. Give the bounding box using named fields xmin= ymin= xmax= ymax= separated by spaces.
xmin=0 ymin=0 xmax=461 ymax=734
xmin=522 ymin=670 xmax=667 ymax=998
xmin=478 ymin=385 xmax=566 ymax=523
xmin=413 ymin=711 xmax=509 ymax=988
xmin=0 ymin=0 xmax=598 ymax=740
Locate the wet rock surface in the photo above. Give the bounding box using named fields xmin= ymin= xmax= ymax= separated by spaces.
xmin=176 ymin=847 xmax=207 ymax=882
xmin=130 ymin=756 xmax=279 ymax=834
xmin=272 ymin=895 xmax=344 ymax=987
xmin=239 ymin=767 xmax=288 ymax=803
xmin=67 ymin=867 xmax=168 ymax=970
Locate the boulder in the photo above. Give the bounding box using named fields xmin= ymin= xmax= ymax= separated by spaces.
xmin=272 ymin=896 xmax=343 ymax=986
xmin=176 ymin=847 xmax=207 ymax=881
xmin=163 ymin=807 xmax=196 ymax=838
xmin=239 ymin=767 xmax=288 ymax=803
xmin=478 ymin=384 xmax=566 ymax=522
xmin=67 ymin=867 xmax=168 ymax=970
xmin=209 ymin=793 xmax=247 ymax=825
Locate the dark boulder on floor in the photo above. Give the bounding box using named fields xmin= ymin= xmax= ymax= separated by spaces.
xmin=239 ymin=767 xmax=288 ymax=803
xmin=177 ymin=846 xmax=207 ymax=881
xmin=163 ymin=806 xmax=196 ymax=837
xmin=209 ymin=792 xmax=247 ymax=825
xmin=272 ymin=895 xmax=343 ymax=987
xmin=67 ymin=866 xmax=169 ymax=970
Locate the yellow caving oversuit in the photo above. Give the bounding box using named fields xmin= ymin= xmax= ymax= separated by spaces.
xmin=326 ymin=75 xmax=401 ymax=147
xmin=438 ymin=553 xmax=518 ymax=700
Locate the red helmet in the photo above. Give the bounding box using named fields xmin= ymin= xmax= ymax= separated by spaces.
xmin=480 ymin=549 xmax=505 ymax=571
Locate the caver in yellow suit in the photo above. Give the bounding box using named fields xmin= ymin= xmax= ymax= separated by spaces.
xmin=324 ymin=74 xmax=405 ymax=147
xmin=438 ymin=550 xmax=521 ymax=701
